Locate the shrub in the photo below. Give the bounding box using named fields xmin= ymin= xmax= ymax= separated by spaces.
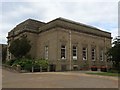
xmin=19 ymin=58 xmax=33 ymax=70
xmin=35 ymin=59 xmax=49 ymax=68
xmin=6 ymin=59 xmax=16 ymax=66
xmin=5 ymin=58 xmax=49 ymax=72
xmin=11 ymin=58 xmax=33 ymax=71
xmin=24 ymin=63 xmax=32 ymax=71
xmin=12 ymin=59 xmax=20 ymax=67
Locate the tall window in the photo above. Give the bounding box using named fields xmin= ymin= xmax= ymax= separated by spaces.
xmin=73 ymin=46 xmax=77 ymax=60
xmin=45 ymin=46 xmax=48 ymax=59
xmin=91 ymin=48 xmax=95 ymax=61
xmin=61 ymin=45 xmax=66 ymax=59
xmin=100 ymin=50 xmax=104 ymax=61
xmin=82 ymin=47 xmax=87 ymax=60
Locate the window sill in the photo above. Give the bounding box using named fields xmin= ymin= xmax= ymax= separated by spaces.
xmin=83 ymin=59 xmax=87 ymax=61
xmin=73 ymin=59 xmax=77 ymax=60
xmin=61 ymin=58 xmax=67 ymax=60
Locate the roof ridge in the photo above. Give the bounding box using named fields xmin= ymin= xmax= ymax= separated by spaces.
xmin=46 ymin=17 xmax=110 ymax=34
xmin=55 ymin=17 xmax=99 ymax=30
xmin=26 ymin=18 xmax=46 ymax=24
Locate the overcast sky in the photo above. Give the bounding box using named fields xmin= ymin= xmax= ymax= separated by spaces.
xmin=0 ymin=0 xmax=119 ymax=44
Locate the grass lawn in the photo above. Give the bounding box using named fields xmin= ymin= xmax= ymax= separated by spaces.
xmin=86 ymin=72 xmax=120 ymax=77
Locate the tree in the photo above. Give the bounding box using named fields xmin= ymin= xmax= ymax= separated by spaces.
xmin=107 ymin=36 xmax=120 ymax=71
xmin=9 ymin=36 xmax=31 ymax=58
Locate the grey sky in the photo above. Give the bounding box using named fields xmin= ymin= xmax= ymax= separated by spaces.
xmin=0 ymin=0 xmax=118 ymax=44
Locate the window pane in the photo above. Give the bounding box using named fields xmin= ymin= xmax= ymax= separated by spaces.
xmin=61 ymin=45 xmax=65 ymax=48
xmin=61 ymin=45 xmax=66 ymax=59
xmin=91 ymin=48 xmax=95 ymax=61
xmin=100 ymin=50 xmax=103 ymax=61
xmin=73 ymin=46 xmax=77 ymax=60
xmin=73 ymin=46 xmax=76 ymax=49
xmin=45 ymin=46 xmax=48 ymax=59
xmin=82 ymin=47 xmax=87 ymax=60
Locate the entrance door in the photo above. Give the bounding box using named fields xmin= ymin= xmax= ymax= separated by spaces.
xmin=49 ymin=64 xmax=56 ymax=72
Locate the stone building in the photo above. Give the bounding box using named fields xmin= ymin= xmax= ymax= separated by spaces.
xmin=0 ymin=44 xmax=7 ymax=63
xmin=7 ymin=17 xmax=112 ymax=71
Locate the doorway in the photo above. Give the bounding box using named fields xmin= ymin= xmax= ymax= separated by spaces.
xmin=49 ymin=64 xmax=56 ymax=72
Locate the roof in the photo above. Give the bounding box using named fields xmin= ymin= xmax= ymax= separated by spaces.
xmin=39 ymin=17 xmax=111 ymax=38
xmin=12 ymin=18 xmax=46 ymax=31
xmin=8 ymin=17 xmax=111 ymax=39
xmin=49 ymin=17 xmax=99 ymax=30
xmin=8 ymin=18 xmax=46 ymax=37
xmin=48 ymin=17 xmax=110 ymax=34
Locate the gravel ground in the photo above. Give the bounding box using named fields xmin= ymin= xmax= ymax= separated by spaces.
xmin=2 ymin=69 xmax=118 ymax=88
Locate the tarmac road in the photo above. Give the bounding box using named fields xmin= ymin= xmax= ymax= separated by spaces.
xmin=2 ymin=68 xmax=118 ymax=88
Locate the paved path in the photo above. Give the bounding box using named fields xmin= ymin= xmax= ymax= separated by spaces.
xmin=2 ymin=69 xmax=118 ymax=88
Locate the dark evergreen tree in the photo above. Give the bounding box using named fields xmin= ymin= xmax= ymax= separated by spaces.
xmin=9 ymin=36 xmax=31 ymax=58
xmin=107 ymin=36 xmax=120 ymax=71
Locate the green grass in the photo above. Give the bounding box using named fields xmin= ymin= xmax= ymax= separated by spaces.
xmin=86 ymin=72 xmax=120 ymax=77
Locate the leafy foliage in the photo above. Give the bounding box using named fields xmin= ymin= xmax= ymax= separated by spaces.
xmin=6 ymin=58 xmax=49 ymax=72
xmin=6 ymin=59 xmax=16 ymax=66
xmin=9 ymin=36 xmax=31 ymax=58
xmin=34 ymin=59 xmax=49 ymax=69
xmin=107 ymin=36 xmax=120 ymax=71
xmin=12 ymin=58 xmax=33 ymax=70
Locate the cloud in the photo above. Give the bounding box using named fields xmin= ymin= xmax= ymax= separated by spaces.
xmin=0 ymin=0 xmax=118 ymax=44
xmin=2 ymin=0 xmax=118 ymax=2
xmin=110 ymin=28 xmax=118 ymax=38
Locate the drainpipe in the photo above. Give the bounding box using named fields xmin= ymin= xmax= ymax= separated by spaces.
xmin=69 ymin=30 xmax=72 ymax=71
xmin=104 ymin=38 xmax=107 ymax=68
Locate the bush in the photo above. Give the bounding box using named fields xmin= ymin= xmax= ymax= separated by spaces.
xmin=24 ymin=63 xmax=32 ymax=71
xmin=34 ymin=59 xmax=49 ymax=69
xmin=5 ymin=58 xmax=49 ymax=72
xmin=19 ymin=58 xmax=33 ymax=71
xmin=6 ymin=59 xmax=16 ymax=66
xmin=12 ymin=59 xmax=20 ymax=67
xmin=11 ymin=58 xmax=33 ymax=71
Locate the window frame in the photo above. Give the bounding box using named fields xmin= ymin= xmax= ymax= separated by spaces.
xmin=45 ymin=46 xmax=48 ymax=60
xmin=61 ymin=45 xmax=66 ymax=59
xmin=91 ymin=48 xmax=96 ymax=61
xmin=72 ymin=45 xmax=77 ymax=60
xmin=99 ymin=49 xmax=104 ymax=61
xmin=82 ymin=47 xmax=87 ymax=60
